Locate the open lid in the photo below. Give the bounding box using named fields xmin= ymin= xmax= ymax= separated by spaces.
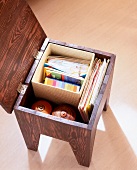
xmin=0 ymin=0 xmax=47 ymax=113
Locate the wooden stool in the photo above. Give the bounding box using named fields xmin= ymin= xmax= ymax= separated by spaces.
xmin=0 ymin=0 xmax=115 ymax=167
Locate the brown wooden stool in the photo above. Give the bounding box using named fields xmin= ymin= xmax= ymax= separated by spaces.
xmin=0 ymin=0 xmax=115 ymax=167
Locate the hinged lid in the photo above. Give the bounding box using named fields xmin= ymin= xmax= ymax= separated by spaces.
xmin=0 ymin=0 xmax=47 ymax=113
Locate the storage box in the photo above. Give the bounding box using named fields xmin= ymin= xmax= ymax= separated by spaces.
xmin=32 ymin=42 xmax=95 ymax=107
xmin=0 ymin=0 xmax=116 ymax=167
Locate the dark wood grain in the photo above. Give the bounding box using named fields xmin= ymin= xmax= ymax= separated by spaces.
xmin=15 ymin=106 xmax=92 ymax=166
xmin=0 ymin=0 xmax=46 ymax=113
xmin=14 ymin=39 xmax=116 ymax=167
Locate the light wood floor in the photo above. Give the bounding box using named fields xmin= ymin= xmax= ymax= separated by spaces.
xmin=1 ymin=0 xmax=137 ymax=169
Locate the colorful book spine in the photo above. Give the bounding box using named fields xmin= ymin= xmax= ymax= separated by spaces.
xmin=44 ymin=67 xmax=84 ymax=85
xmin=44 ymin=77 xmax=80 ymax=93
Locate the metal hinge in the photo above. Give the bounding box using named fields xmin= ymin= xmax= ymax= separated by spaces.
xmin=34 ymin=51 xmax=43 ymax=60
xmin=33 ymin=38 xmax=49 ymax=59
xmin=17 ymin=83 xmax=28 ymax=95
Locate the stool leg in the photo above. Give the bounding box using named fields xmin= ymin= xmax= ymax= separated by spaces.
xmin=15 ymin=110 xmax=40 ymax=151
xmin=103 ymin=97 xmax=109 ymax=111
xmin=69 ymin=134 xmax=92 ymax=167
xmin=103 ymin=82 xmax=112 ymax=111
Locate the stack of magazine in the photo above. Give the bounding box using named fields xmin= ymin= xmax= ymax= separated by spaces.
xmin=78 ymin=58 xmax=109 ymax=123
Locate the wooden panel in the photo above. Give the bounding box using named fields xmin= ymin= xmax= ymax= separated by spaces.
xmin=14 ymin=108 xmax=92 ymax=166
xmin=0 ymin=0 xmax=46 ymax=113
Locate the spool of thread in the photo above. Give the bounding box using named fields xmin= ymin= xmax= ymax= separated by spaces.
xmin=52 ymin=104 xmax=76 ymax=121
xmin=31 ymin=100 xmax=52 ymax=114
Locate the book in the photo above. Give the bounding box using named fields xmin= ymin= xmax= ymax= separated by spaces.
xmin=78 ymin=58 xmax=101 ymax=122
xmin=84 ymin=61 xmax=103 ymax=115
xmin=44 ymin=57 xmax=90 ymax=78
xmin=80 ymin=59 xmax=101 ymax=110
xmin=44 ymin=77 xmax=81 ymax=93
xmin=89 ymin=59 xmax=109 ymax=105
xmin=78 ymin=58 xmax=109 ymax=123
xmin=46 ymin=55 xmax=91 ymax=65
xmin=43 ymin=67 xmax=84 ymax=86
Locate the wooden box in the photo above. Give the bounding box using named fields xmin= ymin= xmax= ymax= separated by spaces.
xmin=0 ymin=0 xmax=116 ymax=167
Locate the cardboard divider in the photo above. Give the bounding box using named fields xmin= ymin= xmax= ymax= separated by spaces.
xmin=32 ymin=43 xmax=95 ymax=107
